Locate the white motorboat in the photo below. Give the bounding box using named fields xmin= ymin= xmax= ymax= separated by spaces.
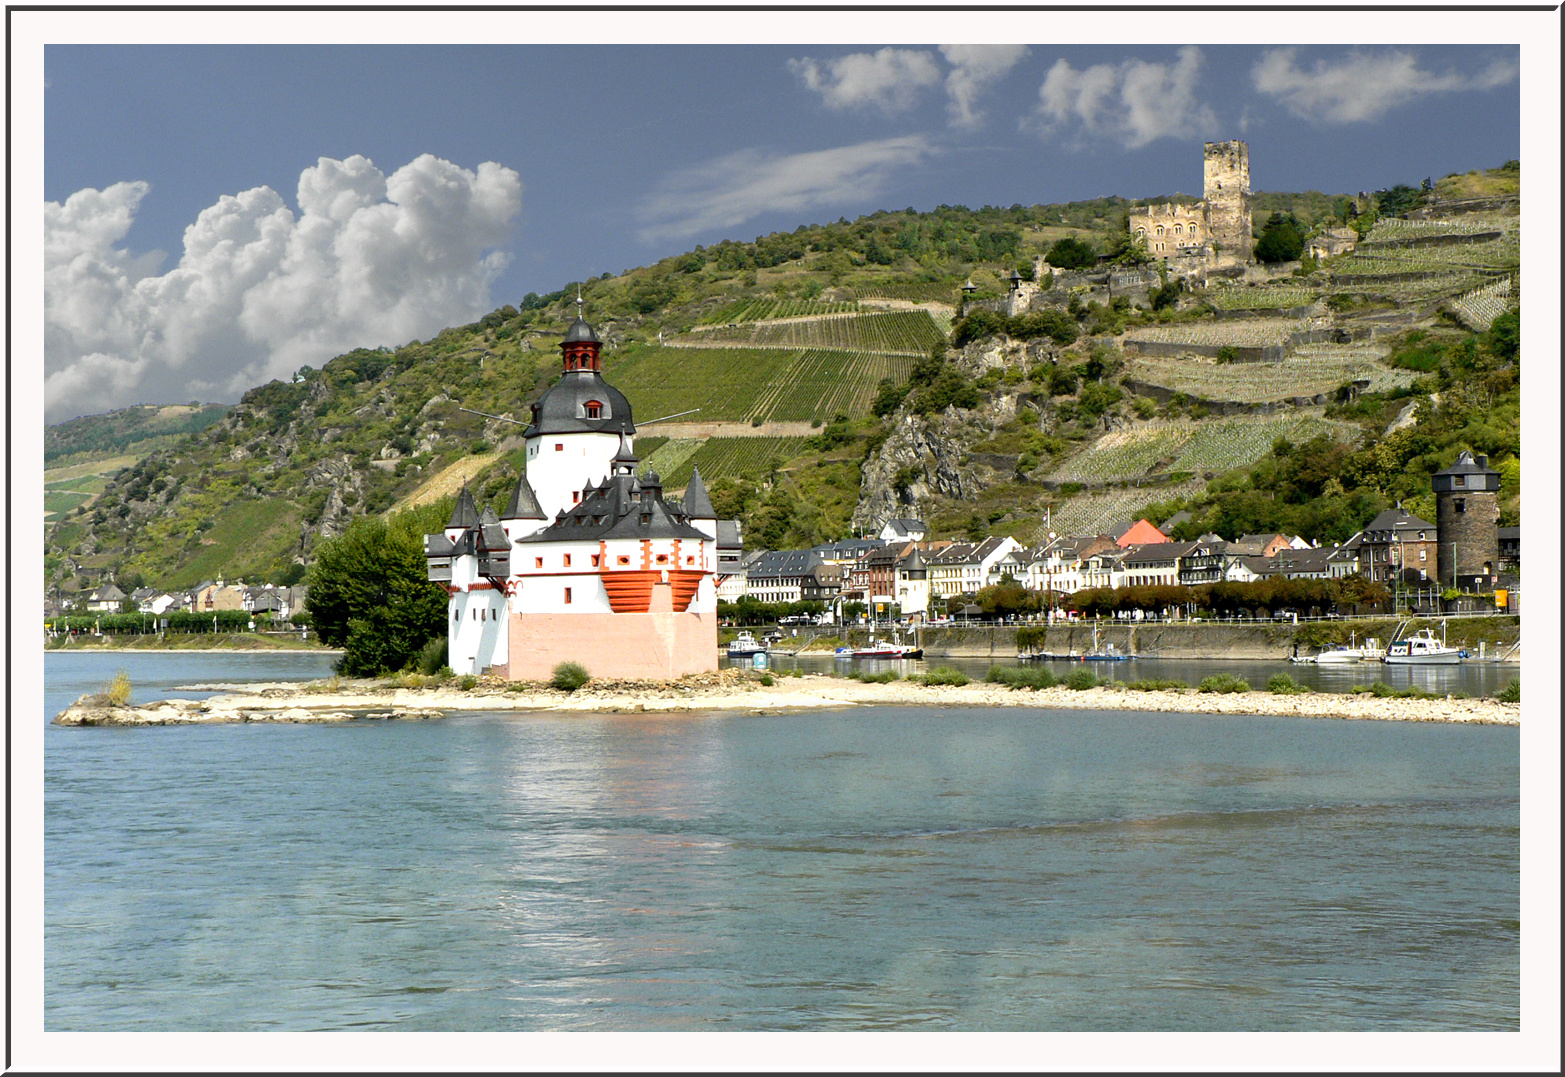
xmin=1295 ymin=633 xmax=1382 ymax=664
xmin=726 ymin=631 xmax=768 ymax=658
xmin=1382 ymin=626 xmax=1462 ymax=665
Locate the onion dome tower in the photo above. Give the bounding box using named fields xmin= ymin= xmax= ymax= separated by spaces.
xmin=522 ymin=295 xmax=638 ymax=522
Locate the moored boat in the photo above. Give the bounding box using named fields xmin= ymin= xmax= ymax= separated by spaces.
xmin=835 ymin=631 xmax=923 ymax=659
xmin=1294 ymin=633 xmax=1383 ymax=665
xmin=1382 ymin=626 xmax=1462 ymax=665
xmin=726 ymin=631 xmax=768 ymax=658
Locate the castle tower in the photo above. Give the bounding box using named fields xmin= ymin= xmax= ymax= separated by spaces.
xmin=1432 ymin=450 xmax=1501 ymax=590
xmin=1203 ymin=140 xmax=1253 ymax=263
xmin=522 ymin=311 xmax=636 ymax=522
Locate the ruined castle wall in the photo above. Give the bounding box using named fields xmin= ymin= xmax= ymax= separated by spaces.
xmin=1203 ymin=141 xmax=1253 ymax=263
xmin=1127 ymin=201 xmax=1208 ymax=257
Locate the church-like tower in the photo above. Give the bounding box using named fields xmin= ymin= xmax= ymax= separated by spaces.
xmin=522 ymin=308 xmax=636 ymax=522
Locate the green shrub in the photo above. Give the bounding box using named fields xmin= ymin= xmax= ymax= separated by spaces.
xmin=986 ymin=665 xmax=1058 ymax=690
xmin=919 ymin=666 xmax=970 ymax=687
xmin=551 ymin=661 xmax=591 ymax=692
xmin=758 ymin=673 xmax=775 ymax=687
xmin=1124 ymin=678 xmax=1187 ymax=691
xmin=1065 ymin=668 xmax=1099 ymax=691
xmin=1266 ymin=673 xmax=1307 ymax=695
xmin=1198 ymin=674 xmax=1250 ymax=694
xmin=1497 ymin=679 xmax=1520 ymax=703
xmin=455 ymin=674 xmax=478 ymax=691
xmin=415 ymin=635 xmax=448 ymax=675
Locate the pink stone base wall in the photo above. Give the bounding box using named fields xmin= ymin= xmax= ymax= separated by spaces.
xmin=507 ymin=611 xmax=718 ymax=681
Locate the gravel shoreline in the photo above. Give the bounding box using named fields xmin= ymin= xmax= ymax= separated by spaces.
xmin=54 ymin=670 xmax=1520 ymax=727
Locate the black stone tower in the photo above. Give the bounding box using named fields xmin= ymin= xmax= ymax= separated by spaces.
xmin=1432 ymin=450 xmax=1501 ymax=590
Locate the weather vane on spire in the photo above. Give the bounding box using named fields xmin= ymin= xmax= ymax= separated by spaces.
xmin=576 ymin=286 xmax=584 ymax=321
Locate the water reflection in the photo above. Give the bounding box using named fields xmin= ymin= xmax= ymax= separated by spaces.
xmin=727 ymin=651 xmax=1519 ymax=697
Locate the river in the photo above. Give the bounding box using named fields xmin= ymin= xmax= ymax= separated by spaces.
xmin=44 ymin=651 xmax=1518 ymax=1032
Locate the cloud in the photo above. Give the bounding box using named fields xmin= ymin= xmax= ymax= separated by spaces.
xmin=1034 ymin=45 xmax=1216 ymax=149
xmin=44 ymin=154 xmax=522 ymax=422
xmin=637 ymin=136 xmax=937 ymax=243
xmin=939 ymin=44 xmax=1031 ymax=128
xmin=787 ymin=47 xmax=942 ymax=114
xmin=1253 ymin=47 xmax=1518 ymax=124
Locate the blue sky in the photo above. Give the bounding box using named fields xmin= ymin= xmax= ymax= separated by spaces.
xmin=41 ymin=40 xmax=1524 ymax=422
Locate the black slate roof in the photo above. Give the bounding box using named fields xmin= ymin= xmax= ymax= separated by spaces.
xmin=502 ymin=471 xmax=547 ymax=520
xmin=514 ymin=469 xmax=707 ymax=545
xmin=682 ymin=467 xmax=716 ymax=519
xmin=524 ymin=370 xmax=635 ymax=438
xmin=447 ymin=484 xmax=480 ymax=530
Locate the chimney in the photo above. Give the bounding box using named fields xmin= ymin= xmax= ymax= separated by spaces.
xmin=1476 ymin=454 xmax=1488 ymax=469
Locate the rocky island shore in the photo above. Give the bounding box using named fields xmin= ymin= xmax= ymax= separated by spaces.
xmin=54 ymin=668 xmax=1520 ymax=727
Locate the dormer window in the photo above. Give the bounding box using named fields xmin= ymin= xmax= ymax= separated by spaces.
xmin=584 ymin=400 xmax=602 ymax=420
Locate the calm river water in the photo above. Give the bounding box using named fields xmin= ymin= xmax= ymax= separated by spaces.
xmin=45 ymin=651 xmax=1518 ymax=1031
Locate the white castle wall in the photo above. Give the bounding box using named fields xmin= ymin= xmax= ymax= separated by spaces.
xmin=524 ymin=431 xmax=628 ymax=521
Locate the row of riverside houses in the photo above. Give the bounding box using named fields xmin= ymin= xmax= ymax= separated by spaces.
xmin=717 ymin=495 xmax=1521 ymax=623
xmin=47 ymin=578 xmax=308 ymax=621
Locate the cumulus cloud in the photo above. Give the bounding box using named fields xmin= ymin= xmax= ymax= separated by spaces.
xmin=788 ymin=47 xmax=943 ymax=115
xmin=637 ymin=136 xmax=937 ymax=243
xmin=43 ymin=154 xmax=522 ymax=423
xmin=1034 ymin=45 xmax=1216 ymax=149
xmin=939 ymin=44 xmax=1030 ymax=128
xmin=1253 ymin=47 xmax=1518 ymax=124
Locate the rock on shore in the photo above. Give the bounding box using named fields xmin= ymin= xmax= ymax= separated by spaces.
xmin=52 ymin=670 xmax=1519 ymax=727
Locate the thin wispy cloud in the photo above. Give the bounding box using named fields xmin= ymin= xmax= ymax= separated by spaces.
xmin=1253 ymin=47 xmax=1518 ymax=124
xmin=637 ymin=136 xmax=938 ymax=243
xmin=1033 ymin=45 xmax=1216 ymax=149
xmin=787 ymin=48 xmax=942 ymax=115
xmin=44 ymin=154 xmax=522 ymax=422
xmin=939 ymin=44 xmax=1031 ymax=128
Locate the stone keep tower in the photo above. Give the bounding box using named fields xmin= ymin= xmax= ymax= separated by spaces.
xmin=1432 ymin=450 xmax=1501 ymax=590
xmin=1203 ymin=140 xmax=1253 ymax=263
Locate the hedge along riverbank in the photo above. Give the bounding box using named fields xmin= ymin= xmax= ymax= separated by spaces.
xmin=46 ymin=610 xmax=282 ymax=635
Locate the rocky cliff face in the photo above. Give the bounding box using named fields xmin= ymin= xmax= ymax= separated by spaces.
xmin=851 ymin=378 xmax=1029 ymax=533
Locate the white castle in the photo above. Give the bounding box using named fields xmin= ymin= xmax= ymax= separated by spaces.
xmin=425 ymin=312 xmax=718 ymax=679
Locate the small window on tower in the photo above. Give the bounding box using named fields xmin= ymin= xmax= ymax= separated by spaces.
xmin=686 ymin=556 xmax=695 ymax=565
xmin=591 ymin=554 xmax=600 ymax=567
xmin=1455 ymin=499 xmax=1466 ymax=514
xmin=618 ymin=555 xmax=630 ymax=566
xmin=563 ymin=554 xmax=572 ymax=567
xmin=564 ymin=587 xmax=572 ymax=604
xmin=656 ymin=554 xmax=668 ymax=564
xmin=1454 ymin=475 xmax=1466 ymax=487
xmin=555 ymin=443 xmax=563 ymax=452
xmin=573 ymin=491 xmax=580 ymax=504
xmin=535 ymin=557 xmax=543 ymax=569
xmin=585 ymin=401 xmax=602 ymax=419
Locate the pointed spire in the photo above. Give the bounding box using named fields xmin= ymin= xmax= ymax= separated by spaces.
xmin=447 ymin=482 xmax=480 ymax=530
xmin=610 ymin=428 xmax=635 ymax=463
xmin=682 ymin=466 xmax=715 ymax=519
xmin=502 ymin=472 xmax=547 ymax=520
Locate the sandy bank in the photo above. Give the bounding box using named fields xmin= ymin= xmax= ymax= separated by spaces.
xmin=53 ymin=670 xmax=1520 ymax=727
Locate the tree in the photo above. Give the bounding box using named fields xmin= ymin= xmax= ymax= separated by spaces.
xmin=1253 ymin=212 xmax=1306 ymax=264
xmin=307 ymin=512 xmax=450 ymax=676
xmin=1044 ymin=236 xmax=1097 ymax=270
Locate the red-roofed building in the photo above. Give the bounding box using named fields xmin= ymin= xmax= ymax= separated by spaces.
xmin=1114 ymin=519 xmax=1168 ymax=548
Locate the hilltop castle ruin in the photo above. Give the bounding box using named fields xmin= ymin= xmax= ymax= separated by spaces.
xmin=1126 ymin=139 xmax=1253 ymax=266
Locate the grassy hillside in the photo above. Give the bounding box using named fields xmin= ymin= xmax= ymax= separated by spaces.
xmin=44 ymin=162 xmax=1522 ymax=593
xmin=46 ymin=403 xmax=232 ymax=465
